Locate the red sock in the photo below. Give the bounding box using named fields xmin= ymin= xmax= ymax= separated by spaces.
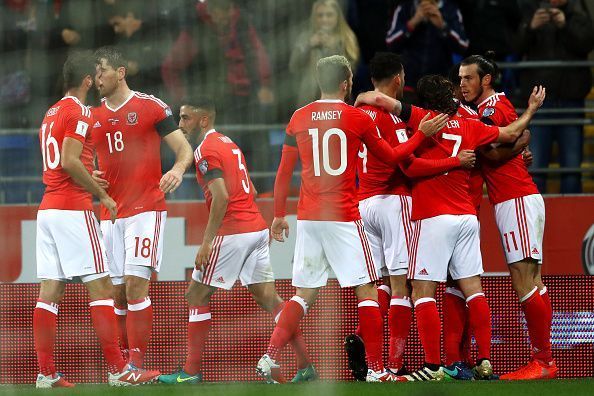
xmin=521 ymin=287 xmax=552 ymax=363
xmin=114 ymin=305 xmax=128 ymax=352
xmin=357 ymin=299 xmax=383 ymax=372
xmin=443 ymin=288 xmax=467 ymax=365
xmin=127 ymin=297 xmax=153 ymax=367
xmin=466 ymin=293 xmax=491 ymax=361
xmin=183 ymin=306 xmax=211 ymax=375
xmin=387 ymin=296 xmax=412 ymax=370
xmin=414 ymin=298 xmax=441 ymax=365
xmin=273 ymin=302 xmax=311 ymax=369
xmin=33 ymin=300 xmax=58 ymax=376
xmin=90 ymin=299 xmax=127 ymax=373
xmin=266 ymin=297 xmax=306 ymax=361
xmin=540 ymin=286 xmax=553 ymax=340
xmin=377 ymin=285 xmax=391 ymax=318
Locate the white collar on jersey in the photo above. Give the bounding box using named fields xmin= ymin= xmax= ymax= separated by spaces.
xmin=204 ymin=129 xmax=217 ymax=138
xmin=477 ymin=92 xmax=505 ymax=108
xmin=315 ymin=99 xmax=344 ymax=103
xmin=104 ymin=90 xmax=135 ymax=112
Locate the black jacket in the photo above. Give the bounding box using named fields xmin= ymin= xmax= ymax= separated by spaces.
xmin=516 ymin=0 xmax=594 ymax=100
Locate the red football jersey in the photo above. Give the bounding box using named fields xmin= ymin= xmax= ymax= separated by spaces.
xmin=39 ymin=96 xmax=94 ymax=211
xmin=194 ymin=130 xmax=267 ymax=235
xmin=91 ymin=91 xmax=173 ymax=220
xmin=288 ymin=99 xmax=416 ymax=221
xmin=405 ymin=106 xmax=500 ymax=220
xmin=477 ymin=93 xmax=539 ymax=204
xmin=357 ymin=104 xmax=411 ymax=200
xmin=455 ymin=101 xmax=485 ymax=212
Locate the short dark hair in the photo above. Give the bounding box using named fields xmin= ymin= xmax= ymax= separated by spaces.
xmin=94 ymin=46 xmax=127 ymax=70
xmin=416 ymin=75 xmax=458 ymax=116
xmin=369 ymin=52 xmax=403 ymax=83
xmin=447 ymin=63 xmax=461 ymax=86
xmin=316 ymin=55 xmax=351 ymax=94
xmin=183 ymin=95 xmax=216 ymax=115
xmin=460 ymin=51 xmax=500 ymax=85
xmin=63 ymin=50 xmax=95 ymax=90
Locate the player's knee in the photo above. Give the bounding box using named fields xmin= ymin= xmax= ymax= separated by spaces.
xmin=185 ymin=282 xmax=213 ymax=306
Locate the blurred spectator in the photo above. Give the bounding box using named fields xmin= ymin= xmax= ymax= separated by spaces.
xmin=48 ymin=0 xmax=116 ymax=104
xmin=289 ymin=0 xmax=359 ymax=107
xmin=516 ymin=0 xmax=594 ymax=193
xmin=161 ymin=0 xmax=274 ymax=125
xmin=0 ymin=0 xmax=36 ymax=127
xmin=458 ymin=0 xmax=521 ymax=61
xmin=385 ymin=0 xmax=468 ymax=102
xmin=109 ymin=0 xmax=166 ymax=96
xmin=347 ymin=0 xmax=393 ymax=97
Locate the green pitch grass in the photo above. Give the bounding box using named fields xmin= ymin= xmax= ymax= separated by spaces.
xmin=3 ymin=379 xmax=594 ymax=396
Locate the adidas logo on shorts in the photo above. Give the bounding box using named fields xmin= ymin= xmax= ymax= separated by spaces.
xmin=532 ymin=247 xmax=539 ymax=255
xmin=418 ymin=268 xmax=429 ymax=276
xmin=215 ymin=276 xmax=225 ymax=283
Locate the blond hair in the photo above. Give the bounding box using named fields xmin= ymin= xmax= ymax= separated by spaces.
xmin=310 ymin=0 xmax=360 ymax=65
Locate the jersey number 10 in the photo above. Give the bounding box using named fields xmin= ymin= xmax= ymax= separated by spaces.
xmin=308 ymin=128 xmax=347 ymax=176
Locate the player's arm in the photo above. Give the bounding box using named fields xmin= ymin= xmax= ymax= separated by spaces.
xmin=271 ymin=134 xmax=299 ymax=243
xmin=401 ymin=149 xmax=476 ymax=178
xmin=195 ymin=177 xmax=228 ymax=271
xmin=364 ymin=113 xmax=448 ymax=166
xmin=355 ymin=91 xmax=403 ymax=116
xmin=478 ymin=129 xmax=531 ymax=165
xmin=496 ymin=86 xmax=545 ymax=143
xmin=61 ymin=137 xmax=117 ymax=222
xmin=161 ymin=129 xmax=193 ymax=193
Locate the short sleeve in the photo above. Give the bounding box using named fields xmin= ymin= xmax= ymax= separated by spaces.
xmin=195 ymin=144 xmax=223 ymax=182
xmin=64 ymin=105 xmax=92 ymax=144
xmin=479 ymin=106 xmax=505 ymax=126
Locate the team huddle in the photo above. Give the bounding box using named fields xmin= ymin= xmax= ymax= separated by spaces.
xmin=33 ymin=46 xmax=553 ymax=388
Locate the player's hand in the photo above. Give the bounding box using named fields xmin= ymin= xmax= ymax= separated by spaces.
xmin=195 ymin=241 xmax=212 ymax=271
xmin=418 ymin=112 xmax=448 ymax=137
xmin=457 ymin=149 xmax=476 ymax=169
xmin=271 ymin=217 xmax=290 ymax=242
xmin=160 ymin=169 xmax=183 ymax=193
xmin=99 ymin=194 xmax=118 ymax=224
xmin=354 ymin=91 xmax=396 ymax=112
xmin=530 ymin=9 xmax=551 ymax=29
xmin=92 ymin=170 xmax=109 ymax=189
xmin=527 ymin=85 xmax=546 ymax=113
xmin=422 ymin=3 xmax=444 ymax=28
xmin=523 ymin=147 xmax=534 ymax=167
xmin=549 ymin=8 xmax=565 ymax=28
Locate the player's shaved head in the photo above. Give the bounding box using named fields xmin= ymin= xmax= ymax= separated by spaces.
xmin=184 ymin=95 xmax=216 ymax=119
xmin=63 ymin=50 xmax=95 ymax=91
xmin=316 ymin=55 xmax=352 ymax=94
xmin=417 ymin=75 xmax=458 ymax=116
xmin=369 ymin=52 xmax=403 ymax=83
xmin=94 ymin=46 xmax=128 ymax=71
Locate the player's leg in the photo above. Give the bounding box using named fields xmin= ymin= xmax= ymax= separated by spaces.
xmin=34 ymin=279 xmax=70 ymax=388
xmin=496 ymin=195 xmax=555 ymax=379
xmin=259 ymin=221 xmax=323 ymax=383
xmin=403 ymin=215 xmax=456 ymax=381
xmin=443 ymin=279 xmax=468 ymax=367
xmin=248 ymin=282 xmax=315 ymax=382
xmin=83 ymin=274 xmax=129 ymax=377
xmin=100 ymin=218 xmax=128 ymax=357
xmin=122 ymin=211 xmax=167 ymax=368
xmin=322 ymin=219 xmax=396 ymax=381
xmin=450 ymin=215 xmax=493 ymax=380
xmin=35 ymin=210 xmax=70 ymax=388
xmin=386 ymin=195 xmax=414 ymax=374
